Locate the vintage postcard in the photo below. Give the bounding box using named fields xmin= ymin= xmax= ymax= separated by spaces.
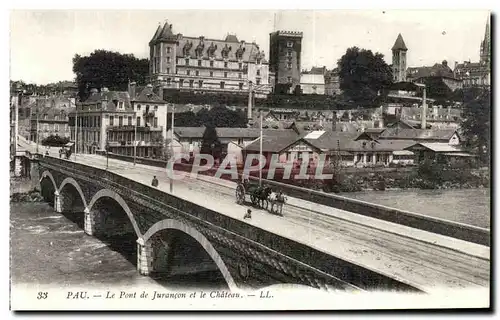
xmin=9 ymin=8 xmax=491 ymax=311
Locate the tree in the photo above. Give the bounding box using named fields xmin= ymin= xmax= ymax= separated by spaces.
xmin=337 ymin=47 xmax=393 ymax=107
xmin=73 ymin=50 xmax=149 ymax=101
xmin=197 ymin=106 xmax=247 ymax=128
xmin=460 ymin=87 xmax=490 ymax=165
xmin=41 ymin=135 xmax=70 ymax=147
xmin=200 ymin=126 xmax=222 ymax=161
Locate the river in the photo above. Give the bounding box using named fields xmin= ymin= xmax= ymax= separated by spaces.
xmin=341 ymin=188 xmax=490 ymax=229
xmin=10 ymin=187 xmax=490 ymax=289
xmin=10 ymin=202 xmax=228 ymax=289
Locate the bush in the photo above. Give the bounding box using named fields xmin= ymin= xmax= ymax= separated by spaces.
xmin=41 ymin=135 xmax=70 ymax=147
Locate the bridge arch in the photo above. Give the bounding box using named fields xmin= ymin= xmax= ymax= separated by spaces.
xmin=40 ymin=171 xmax=57 ymax=191
xmin=58 ymin=177 xmax=88 ymax=209
xmin=142 ymin=219 xmax=237 ymax=291
xmin=87 ymin=189 xmax=142 ymax=238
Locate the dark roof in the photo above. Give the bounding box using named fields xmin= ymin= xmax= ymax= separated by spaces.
xmin=392 ymin=34 xmax=408 ymax=51
xmin=305 ymin=131 xmax=359 ymax=150
xmin=379 ymin=128 xmax=457 ymax=141
xmin=150 ymin=22 xmax=266 ymax=63
xmin=79 ymin=90 xmax=132 ymax=111
xmin=364 ymin=128 xmax=386 ymax=133
xmin=174 ymin=126 xmax=206 ymax=138
xmin=216 ymin=128 xmax=260 ymax=138
xmin=134 ymin=85 xmax=165 ymax=103
xmin=406 ymin=62 xmax=455 ymax=80
xmin=225 ymin=34 xmax=239 ymax=42
xmin=244 ymin=130 xmax=300 ymax=152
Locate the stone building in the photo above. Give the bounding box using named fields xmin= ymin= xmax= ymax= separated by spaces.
xmin=392 ymin=33 xmax=408 ymax=82
xmin=300 ymin=67 xmax=325 ymax=95
xmin=406 ymin=60 xmax=463 ymax=92
xmin=269 ymin=30 xmax=303 ymax=93
xmin=69 ymin=85 xmax=168 ymax=158
xmin=149 ymin=21 xmax=271 ymax=98
xmin=453 ymin=19 xmax=491 ymax=88
xmin=324 ymin=68 xmax=341 ymax=96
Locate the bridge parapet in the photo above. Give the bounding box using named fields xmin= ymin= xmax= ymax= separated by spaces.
xmin=36 ymin=156 xmax=424 ymax=292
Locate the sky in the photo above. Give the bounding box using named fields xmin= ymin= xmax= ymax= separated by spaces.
xmin=9 ymin=9 xmax=490 ymax=84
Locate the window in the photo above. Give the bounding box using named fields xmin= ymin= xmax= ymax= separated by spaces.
xmin=167 ymin=57 xmax=171 ymax=63
xmin=195 ymin=70 xmax=199 ymax=76
xmin=128 ymin=116 xmax=132 ymax=126
xmin=137 ymin=117 xmax=141 ymax=127
xmin=256 ymin=70 xmax=260 ymax=76
xmin=209 ymin=71 xmax=214 ymax=77
xmin=137 ymin=104 xmax=141 ymax=110
xmin=239 ymin=83 xmax=244 ymax=90
xmin=189 ymin=80 xmax=194 ymax=88
xmin=54 ymin=115 xmax=59 ymax=120
xmin=119 ymin=116 xmax=123 ymax=126
xmin=287 ymin=51 xmax=292 ymax=57
xmin=166 ymin=68 xmax=170 ymax=74
xmin=210 ymin=61 xmax=214 ymax=67
xmin=287 ymin=77 xmax=292 ymax=83
xmin=238 ymin=73 xmax=242 ymax=79
xmin=179 ymin=79 xmax=184 ymax=87
xmin=55 ymin=124 xmax=59 ymax=131
xmin=256 ymin=78 xmax=261 ymax=85
xmin=287 ymin=62 xmax=292 ymax=69
xmin=256 ymin=58 xmax=261 ymax=64
xmin=154 ymin=117 xmax=158 ymax=127
xmin=167 ymin=78 xmax=171 ymax=85
xmin=110 ymin=115 xmax=114 ymax=126
xmin=187 ymin=70 xmax=191 ymax=76
xmin=224 ymin=62 xmax=228 ymax=68
xmin=220 ymin=82 xmax=225 ymax=89
xmin=154 ymin=105 xmax=158 ymax=111
xmin=198 ymin=60 xmax=202 ymax=66
xmin=118 ymin=101 xmax=124 ymax=109
xmin=198 ymin=80 xmax=203 ymax=88
xmin=238 ymin=62 xmax=242 ymax=69
xmin=185 ymin=58 xmax=189 ymax=65
xmin=167 ymin=47 xmax=171 ymax=53
xmin=224 ymin=72 xmax=228 ymax=78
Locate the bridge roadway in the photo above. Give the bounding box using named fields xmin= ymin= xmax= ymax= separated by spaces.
xmin=31 ymin=145 xmax=490 ymax=294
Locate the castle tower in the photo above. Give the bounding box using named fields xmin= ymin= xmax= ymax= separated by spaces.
xmin=391 ymin=33 xmax=408 ymax=82
xmin=149 ymin=21 xmax=179 ymax=89
xmin=269 ymin=30 xmax=303 ymax=93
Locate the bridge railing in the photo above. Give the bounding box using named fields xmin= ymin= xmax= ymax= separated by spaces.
xmin=82 ymin=152 xmax=490 ymax=247
xmin=38 ymin=155 xmax=424 ymax=292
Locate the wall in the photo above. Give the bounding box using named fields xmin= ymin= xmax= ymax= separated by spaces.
xmin=102 ymin=152 xmax=489 ymax=246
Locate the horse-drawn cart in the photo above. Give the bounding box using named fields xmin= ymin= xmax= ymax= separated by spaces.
xmin=235 ymin=179 xmax=286 ymax=216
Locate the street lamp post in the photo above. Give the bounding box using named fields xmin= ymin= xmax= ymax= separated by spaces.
xmin=415 ymin=83 xmax=427 ymax=129
xmin=259 ymin=110 xmax=263 ymax=187
xmin=169 ymin=104 xmax=175 ymax=193
xmin=134 ymin=114 xmax=137 ymax=166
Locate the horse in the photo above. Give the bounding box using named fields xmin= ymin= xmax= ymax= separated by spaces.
xmin=268 ymin=190 xmax=287 ymax=216
xmin=254 ymin=186 xmax=272 ymax=208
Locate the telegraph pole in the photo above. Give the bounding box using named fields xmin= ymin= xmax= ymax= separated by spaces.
xmin=134 ymin=113 xmax=137 ymax=166
xmin=169 ymin=104 xmax=175 ymax=193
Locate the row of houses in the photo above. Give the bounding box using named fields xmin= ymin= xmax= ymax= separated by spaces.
xmin=167 ymin=122 xmax=471 ymax=169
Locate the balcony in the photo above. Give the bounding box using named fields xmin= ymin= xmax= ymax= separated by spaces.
xmin=107 ymin=125 xmax=163 ymax=132
xmin=143 ymin=110 xmax=156 ymax=118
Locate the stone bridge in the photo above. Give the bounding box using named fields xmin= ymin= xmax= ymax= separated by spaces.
xmin=37 ymin=156 xmax=421 ymax=293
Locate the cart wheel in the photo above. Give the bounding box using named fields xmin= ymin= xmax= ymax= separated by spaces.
xmin=251 ymin=195 xmax=258 ymax=205
xmin=235 ymin=184 xmax=245 ymax=205
xmin=262 ymin=199 xmax=269 ymax=211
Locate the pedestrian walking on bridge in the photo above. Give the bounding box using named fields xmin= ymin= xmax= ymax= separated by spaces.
xmin=151 ymin=176 xmax=159 ymax=187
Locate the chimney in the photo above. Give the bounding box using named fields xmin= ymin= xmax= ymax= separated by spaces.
xmin=332 ymin=112 xmax=337 ymax=131
xmin=379 ymin=105 xmax=384 ymax=128
xmin=421 ymin=89 xmax=427 ymax=129
xmin=128 ymin=81 xmax=137 ymax=99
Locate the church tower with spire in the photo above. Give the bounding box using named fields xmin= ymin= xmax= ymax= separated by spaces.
xmin=391 ymin=33 xmax=408 ymax=82
xmin=480 ymin=18 xmax=491 ymax=67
